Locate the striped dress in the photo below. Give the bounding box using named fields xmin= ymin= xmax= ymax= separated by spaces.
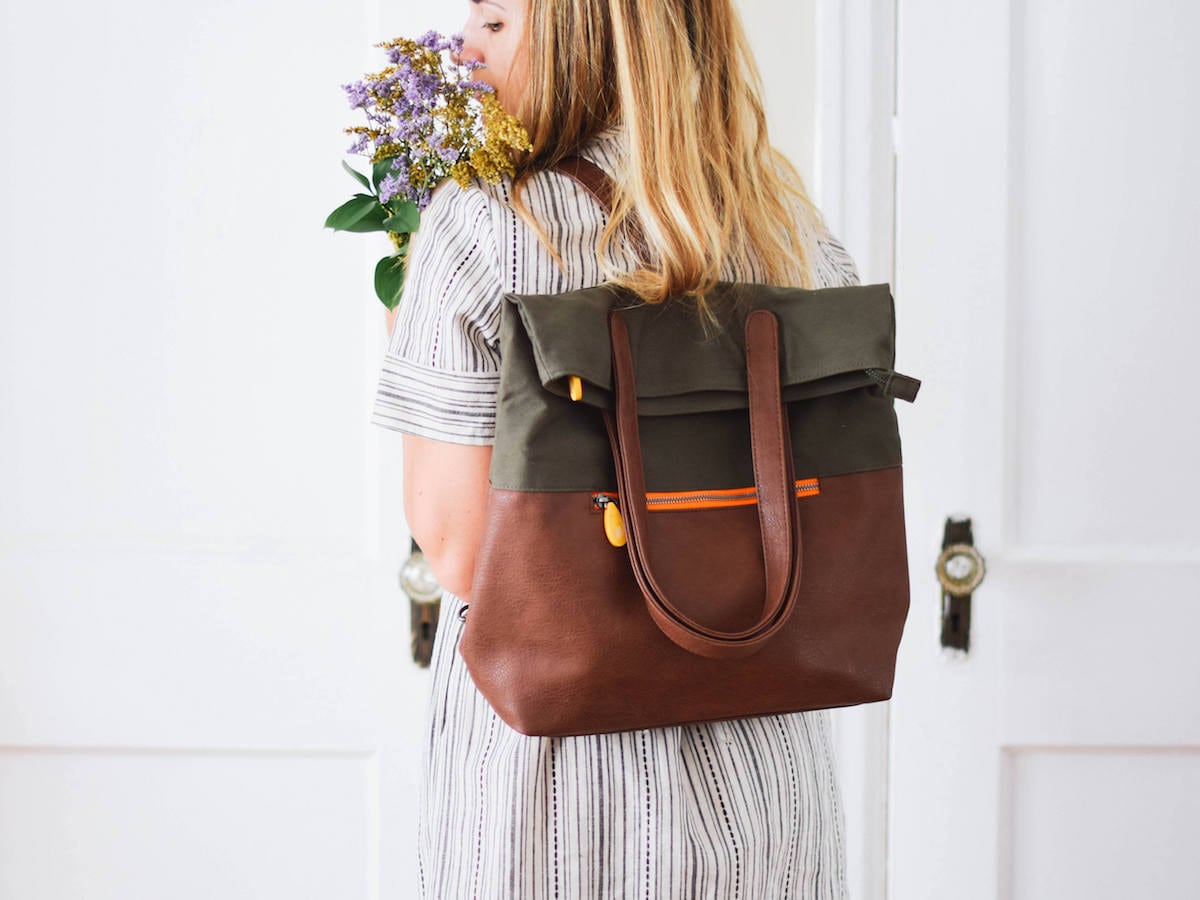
xmin=370 ymin=126 xmax=859 ymax=899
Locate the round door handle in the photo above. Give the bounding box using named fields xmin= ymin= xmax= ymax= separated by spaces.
xmin=935 ymin=542 xmax=986 ymax=597
xmin=400 ymin=549 xmax=442 ymax=604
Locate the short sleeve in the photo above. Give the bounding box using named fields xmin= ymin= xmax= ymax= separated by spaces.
xmin=813 ymin=227 xmax=863 ymax=288
xmin=369 ymin=179 xmax=504 ymax=445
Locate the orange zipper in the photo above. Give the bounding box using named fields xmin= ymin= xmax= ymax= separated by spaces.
xmin=591 ymin=477 xmax=820 ymax=513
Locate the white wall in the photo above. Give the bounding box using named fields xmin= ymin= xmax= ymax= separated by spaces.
xmin=738 ymin=0 xmax=820 ymax=190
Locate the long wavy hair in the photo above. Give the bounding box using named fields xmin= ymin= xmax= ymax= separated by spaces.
xmin=505 ymin=0 xmax=831 ymax=315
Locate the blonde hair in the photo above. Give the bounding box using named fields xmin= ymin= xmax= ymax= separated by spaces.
xmin=506 ymin=0 xmax=831 ymax=317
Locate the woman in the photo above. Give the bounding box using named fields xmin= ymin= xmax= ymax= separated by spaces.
xmin=371 ymin=1 xmax=861 ymax=896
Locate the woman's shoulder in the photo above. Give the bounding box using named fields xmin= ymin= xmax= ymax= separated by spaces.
xmin=434 ymin=128 xmax=633 ymax=289
xmin=419 ymin=171 xmax=497 ymax=231
xmin=811 ymin=226 xmax=863 ymax=288
xmin=395 ymin=176 xmax=502 ymax=294
xmin=573 ymin=125 xmax=627 ymax=174
xmin=417 ymin=140 xmax=605 ymax=243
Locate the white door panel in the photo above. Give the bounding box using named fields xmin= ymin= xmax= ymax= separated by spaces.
xmin=1002 ymin=749 xmax=1200 ymax=899
xmin=891 ymin=1 xmax=1200 ymax=897
xmin=0 ymin=1 xmax=441 ymax=896
xmin=0 ymin=749 xmax=375 ymax=899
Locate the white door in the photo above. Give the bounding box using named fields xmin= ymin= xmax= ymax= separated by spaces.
xmin=0 ymin=2 xmax=447 ymax=897
xmin=889 ymin=1 xmax=1200 ymax=897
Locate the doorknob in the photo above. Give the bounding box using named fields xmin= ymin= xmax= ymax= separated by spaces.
xmin=936 ymin=517 xmax=986 ymax=653
xmin=400 ymin=538 xmax=443 ymax=667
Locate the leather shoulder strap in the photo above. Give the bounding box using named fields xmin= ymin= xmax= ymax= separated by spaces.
xmin=551 ymin=155 xmax=650 ymax=263
xmin=553 ymin=156 xmax=617 ymax=214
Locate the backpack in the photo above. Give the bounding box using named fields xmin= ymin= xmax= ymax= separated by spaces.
xmin=458 ymin=156 xmax=921 ymax=737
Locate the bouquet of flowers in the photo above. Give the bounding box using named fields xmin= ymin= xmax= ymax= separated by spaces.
xmin=325 ymin=31 xmax=532 ymax=310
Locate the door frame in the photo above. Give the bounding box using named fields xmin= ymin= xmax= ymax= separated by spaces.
xmin=814 ymin=2 xmax=898 ymax=898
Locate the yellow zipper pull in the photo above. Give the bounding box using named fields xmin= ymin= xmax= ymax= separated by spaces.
xmin=604 ymin=501 xmax=627 ymax=548
xmin=568 ymin=375 xmax=583 ymax=401
xmin=596 ymin=494 xmax=627 ymax=547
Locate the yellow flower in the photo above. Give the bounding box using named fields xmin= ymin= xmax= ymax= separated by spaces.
xmin=450 ymin=92 xmax=532 ymax=186
xmin=449 ymin=161 xmax=475 ymax=188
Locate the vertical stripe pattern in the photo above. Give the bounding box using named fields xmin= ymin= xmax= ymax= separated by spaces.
xmin=371 ymin=126 xmax=858 ymax=898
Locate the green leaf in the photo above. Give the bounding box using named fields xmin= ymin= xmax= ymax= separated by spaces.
xmin=340 ymin=203 xmax=390 ymax=233
xmin=372 ymin=157 xmax=400 ymax=193
xmin=341 ymin=160 xmax=371 ymax=190
xmin=375 ymin=254 xmax=407 ymax=311
xmin=382 ymin=200 xmax=420 ymax=234
xmin=325 ymin=193 xmax=386 ymax=231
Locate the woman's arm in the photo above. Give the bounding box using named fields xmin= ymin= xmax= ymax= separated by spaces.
xmin=401 ymin=434 xmax=493 ymax=601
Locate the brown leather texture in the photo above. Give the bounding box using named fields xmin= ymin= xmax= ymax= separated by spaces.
xmin=460 ymin=466 xmax=910 ymax=737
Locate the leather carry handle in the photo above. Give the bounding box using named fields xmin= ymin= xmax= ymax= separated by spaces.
xmin=600 ymin=309 xmax=805 ymax=660
xmin=553 ymin=154 xmax=804 ymax=658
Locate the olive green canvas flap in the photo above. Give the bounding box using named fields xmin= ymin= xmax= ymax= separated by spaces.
xmin=490 ymin=280 xmax=919 ymax=492
xmin=506 ymin=281 xmax=914 ymax=415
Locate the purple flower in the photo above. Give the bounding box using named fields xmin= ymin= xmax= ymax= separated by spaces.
xmin=342 ymin=80 xmax=372 ymax=109
xmin=418 ymin=71 xmax=441 ymax=97
xmin=417 ymin=30 xmax=448 ymax=52
xmin=389 ymin=117 xmax=422 ymax=144
xmin=425 ymin=131 xmax=459 ymax=166
xmin=378 ymin=170 xmax=407 ymax=205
